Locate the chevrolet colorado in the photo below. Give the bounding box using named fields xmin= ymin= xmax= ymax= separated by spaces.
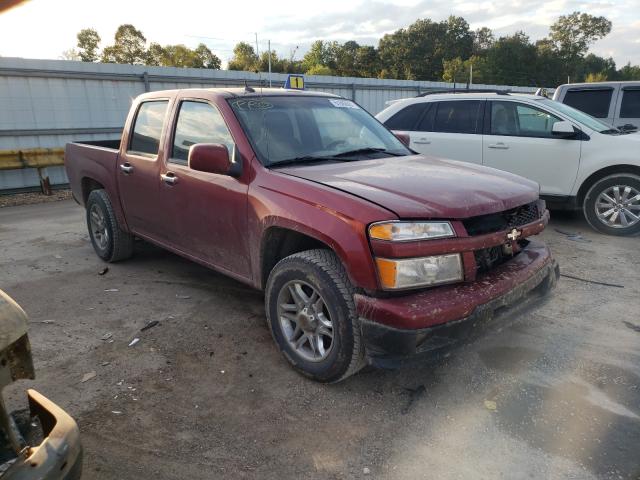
xmin=64 ymin=88 xmax=558 ymax=382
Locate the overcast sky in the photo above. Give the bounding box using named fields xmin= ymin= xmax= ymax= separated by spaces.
xmin=1 ymin=0 xmax=638 ymax=68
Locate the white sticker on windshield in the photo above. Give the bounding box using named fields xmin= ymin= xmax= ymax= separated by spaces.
xmin=329 ymin=99 xmax=359 ymax=109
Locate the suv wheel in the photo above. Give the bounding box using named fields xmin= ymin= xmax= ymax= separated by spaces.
xmin=265 ymin=249 xmax=365 ymax=383
xmin=583 ymin=174 xmax=640 ymax=236
xmin=86 ymin=189 xmax=134 ymax=262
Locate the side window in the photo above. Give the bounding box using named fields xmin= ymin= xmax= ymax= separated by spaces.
xmin=563 ymin=89 xmax=612 ymax=118
xmin=129 ymin=101 xmax=169 ymax=156
xmin=172 ymin=101 xmax=235 ymax=163
xmin=433 ymin=101 xmax=481 ymax=134
xmin=620 ymin=89 xmax=640 ymax=118
xmin=384 ymin=103 xmax=429 ymax=131
xmin=490 ymin=101 xmax=561 ymax=138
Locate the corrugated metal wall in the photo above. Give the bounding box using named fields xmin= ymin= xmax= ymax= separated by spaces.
xmin=0 ymin=57 xmax=540 ymax=192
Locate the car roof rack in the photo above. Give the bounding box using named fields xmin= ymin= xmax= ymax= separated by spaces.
xmin=416 ymin=88 xmax=511 ymax=97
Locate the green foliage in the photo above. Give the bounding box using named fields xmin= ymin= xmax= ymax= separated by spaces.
xmin=306 ymin=64 xmax=334 ymax=76
xmin=228 ymin=42 xmax=259 ymax=71
xmin=101 ymin=24 xmax=147 ymax=64
xmin=76 ymin=28 xmax=101 ymax=62
xmin=585 ymin=72 xmax=608 ymax=82
xmin=550 ymin=11 xmax=612 ymax=60
xmin=618 ymin=63 xmax=640 ymax=81
xmin=146 ymin=43 xmax=221 ymax=69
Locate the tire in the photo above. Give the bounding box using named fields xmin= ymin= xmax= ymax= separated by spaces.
xmin=583 ymin=174 xmax=640 ymax=236
xmin=265 ymin=249 xmax=365 ymax=383
xmin=86 ymin=189 xmax=134 ymax=262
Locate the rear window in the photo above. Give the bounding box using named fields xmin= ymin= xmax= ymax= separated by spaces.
xmin=433 ymin=100 xmax=482 ymax=134
xmin=562 ymin=89 xmax=612 ymax=118
xmin=620 ymin=89 xmax=640 ymax=118
xmin=384 ymin=103 xmax=429 ymax=131
xmin=129 ymin=101 xmax=169 ymax=156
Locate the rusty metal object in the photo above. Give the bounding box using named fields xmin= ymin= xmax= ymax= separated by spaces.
xmin=0 ymin=149 xmax=65 ymax=171
xmin=0 ymin=0 xmax=29 ymax=14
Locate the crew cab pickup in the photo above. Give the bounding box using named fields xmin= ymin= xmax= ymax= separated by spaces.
xmin=65 ymin=88 xmax=559 ymax=382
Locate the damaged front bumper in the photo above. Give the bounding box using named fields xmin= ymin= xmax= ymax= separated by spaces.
xmin=1 ymin=389 xmax=82 ymax=480
xmin=356 ymin=240 xmax=559 ymax=367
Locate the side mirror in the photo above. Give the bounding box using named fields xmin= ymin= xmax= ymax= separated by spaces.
xmin=552 ymin=121 xmax=576 ymax=138
xmin=392 ymin=130 xmax=411 ymax=147
xmin=188 ymin=143 xmax=242 ymax=177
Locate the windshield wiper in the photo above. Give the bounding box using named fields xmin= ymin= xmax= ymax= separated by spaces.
xmin=600 ymin=128 xmax=621 ymax=135
xmin=332 ymin=147 xmax=405 ymax=157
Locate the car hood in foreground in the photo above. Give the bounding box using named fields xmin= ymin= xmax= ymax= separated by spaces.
xmin=276 ymin=155 xmax=540 ymax=219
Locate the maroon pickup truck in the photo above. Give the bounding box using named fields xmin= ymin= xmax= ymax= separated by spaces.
xmin=65 ymin=88 xmax=558 ymax=382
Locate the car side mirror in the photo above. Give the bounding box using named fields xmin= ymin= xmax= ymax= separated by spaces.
xmin=188 ymin=143 xmax=242 ymax=177
xmin=392 ymin=130 xmax=411 ymax=147
xmin=552 ymin=121 xmax=576 ymax=138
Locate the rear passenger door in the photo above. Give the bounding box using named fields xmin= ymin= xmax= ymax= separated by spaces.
xmin=417 ymin=100 xmax=484 ymax=164
xmin=482 ymin=100 xmax=581 ymax=195
xmin=614 ymin=86 xmax=640 ymax=130
xmin=117 ymin=99 xmax=170 ymax=239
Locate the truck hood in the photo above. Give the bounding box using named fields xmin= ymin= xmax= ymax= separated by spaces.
xmin=276 ymin=155 xmax=540 ymax=219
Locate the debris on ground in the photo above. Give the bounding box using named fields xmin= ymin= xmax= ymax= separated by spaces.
xmin=554 ymin=228 xmax=591 ymax=243
xmin=104 ymin=288 xmax=119 ymax=292
xmin=140 ymin=320 xmax=159 ymax=332
xmin=484 ymin=400 xmax=497 ymax=411
xmin=101 ymin=332 xmax=113 ymax=341
xmin=175 ymin=294 xmax=191 ymax=299
xmin=81 ymin=371 xmax=97 ymax=383
xmin=35 ymin=320 xmax=56 ymax=324
xmin=128 ymin=338 xmax=140 ymax=347
xmin=401 ymin=385 xmax=426 ymax=414
xmin=101 ymin=361 xmax=111 ymax=366
xmin=623 ymin=321 xmax=640 ymax=333
xmin=111 ymin=411 xmax=122 ymax=415
xmin=98 ymin=267 xmax=109 ymax=275
xmin=0 ymin=189 xmax=73 ymax=208
xmin=561 ymin=273 xmax=624 ymax=288
xmin=363 ymin=467 xmax=371 ymax=475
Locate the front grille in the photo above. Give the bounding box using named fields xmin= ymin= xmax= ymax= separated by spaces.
xmin=474 ymin=246 xmax=508 ymax=273
xmin=463 ymin=201 xmax=540 ymax=236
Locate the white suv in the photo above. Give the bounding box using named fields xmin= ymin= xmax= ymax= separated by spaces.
xmin=376 ymin=92 xmax=640 ymax=236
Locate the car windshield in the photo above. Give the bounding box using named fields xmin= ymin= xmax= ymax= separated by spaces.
xmin=537 ymin=98 xmax=613 ymax=132
xmin=228 ymin=95 xmax=411 ymax=166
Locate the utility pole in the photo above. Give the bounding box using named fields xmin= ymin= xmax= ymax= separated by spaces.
xmin=268 ymin=39 xmax=272 ymax=87
xmin=255 ymin=33 xmax=259 ymax=58
xmin=470 ymin=63 xmax=473 ymax=85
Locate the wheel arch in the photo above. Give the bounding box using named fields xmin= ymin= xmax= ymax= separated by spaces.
xmin=81 ymin=177 xmax=105 ymax=204
xmin=576 ymin=164 xmax=640 ymax=206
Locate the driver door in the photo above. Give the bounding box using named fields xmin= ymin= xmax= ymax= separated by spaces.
xmin=482 ymin=100 xmax=581 ymax=195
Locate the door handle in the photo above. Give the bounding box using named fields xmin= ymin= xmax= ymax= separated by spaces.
xmin=413 ymin=139 xmax=431 ymax=145
xmin=488 ymin=143 xmax=509 ymax=149
xmin=120 ymin=163 xmax=134 ymax=174
xmin=160 ymin=172 xmax=178 ymax=185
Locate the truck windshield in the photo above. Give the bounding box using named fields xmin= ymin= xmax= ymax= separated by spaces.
xmin=228 ymin=95 xmax=411 ymax=166
xmin=537 ymin=98 xmax=613 ymax=133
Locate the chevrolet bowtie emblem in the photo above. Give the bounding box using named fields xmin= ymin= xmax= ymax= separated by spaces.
xmin=507 ymin=228 xmax=522 ymax=241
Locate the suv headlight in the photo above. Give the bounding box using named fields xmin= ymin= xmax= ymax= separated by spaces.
xmin=375 ymin=254 xmax=463 ymax=290
xmin=369 ymin=221 xmax=454 ymax=242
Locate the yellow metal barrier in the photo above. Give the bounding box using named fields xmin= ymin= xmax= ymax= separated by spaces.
xmin=0 ymin=148 xmax=65 ymax=171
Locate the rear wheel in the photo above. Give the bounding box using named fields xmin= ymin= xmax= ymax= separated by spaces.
xmin=86 ymin=189 xmax=134 ymax=262
xmin=583 ymin=174 xmax=640 ymax=236
xmin=265 ymin=249 xmax=365 ymax=383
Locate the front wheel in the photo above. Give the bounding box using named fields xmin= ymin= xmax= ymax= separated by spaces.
xmin=265 ymin=249 xmax=365 ymax=383
xmin=583 ymin=174 xmax=640 ymax=236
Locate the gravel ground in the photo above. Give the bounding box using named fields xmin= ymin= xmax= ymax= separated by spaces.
xmin=0 ymin=200 xmax=638 ymax=480
xmin=0 ymin=189 xmax=73 ymax=208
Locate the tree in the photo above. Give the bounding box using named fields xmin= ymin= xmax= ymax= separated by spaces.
xmin=482 ymin=32 xmax=538 ymax=85
xmin=473 ymin=27 xmax=494 ymax=55
xmin=194 ymin=43 xmax=221 ymax=69
xmin=549 ymin=11 xmax=612 ymax=60
xmin=76 ymin=28 xmax=101 ymax=62
xmin=227 ymin=42 xmax=258 ymax=71
xmin=60 ymin=49 xmax=80 ymax=61
xmin=586 ymin=72 xmax=608 ymax=82
xmin=301 ymin=41 xmax=336 ymax=73
xmin=306 ymin=65 xmax=333 ymax=76
xmin=618 ymin=63 xmax=640 ymax=81
xmin=101 ymin=24 xmax=147 ymax=64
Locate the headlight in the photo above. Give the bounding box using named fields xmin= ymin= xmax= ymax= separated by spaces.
xmin=369 ymin=221 xmax=454 ymax=241
xmin=375 ymin=254 xmax=463 ymax=289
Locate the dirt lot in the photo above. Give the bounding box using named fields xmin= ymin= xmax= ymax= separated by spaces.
xmin=0 ymin=199 xmax=638 ymax=480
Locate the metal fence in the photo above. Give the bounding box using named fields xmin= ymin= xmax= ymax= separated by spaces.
xmin=0 ymin=57 xmax=541 ymax=193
